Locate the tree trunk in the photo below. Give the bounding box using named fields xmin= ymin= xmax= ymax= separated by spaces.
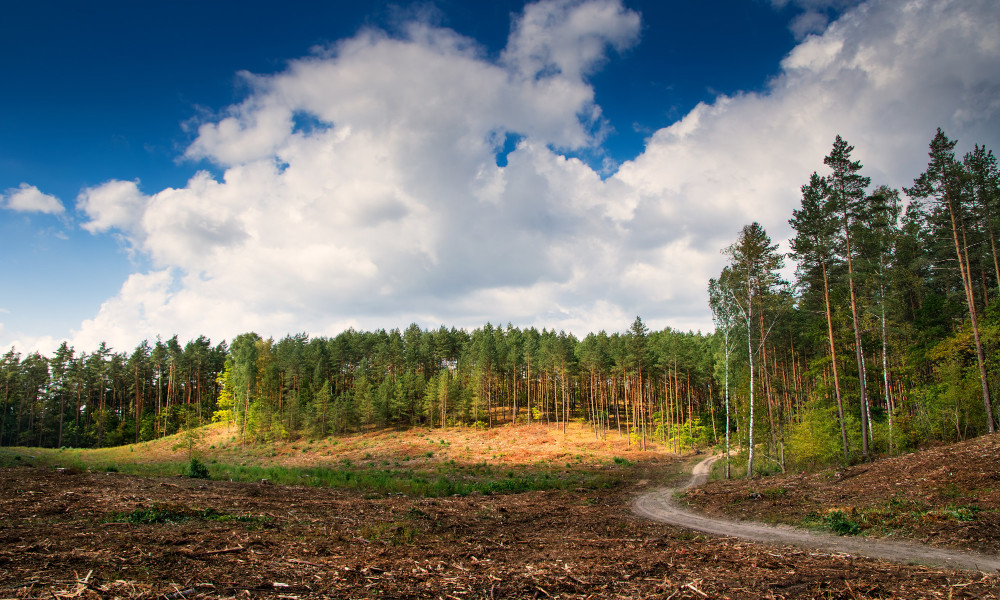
xmin=947 ymin=193 xmax=996 ymax=433
xmin=843 ymin=209 xmax=870 ymax=458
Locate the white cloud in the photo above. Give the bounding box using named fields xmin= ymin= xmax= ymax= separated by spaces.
xmin=67 ymin=0 xmax=643 ymax=349
xmin=612 ymin=0 xmax=1000 ymax=327
xmin=770 ymin=0 xmax=864 ymax=39
xmin=502 ymin=0 xmax=640 ymax=82
xmin=2 ymin=183 xmax=64 ymax=215
xmin=790 ymin=10 xmax=830 ymax=39
xmin=769 ymin=0 xmax=860 ymax=10
xmin=77 ymin=179 xmax=147 ymax=235
xmin=57 ymin=0 xmax=1000 ymax=352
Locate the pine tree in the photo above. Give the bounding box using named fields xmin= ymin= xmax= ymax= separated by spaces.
xmin=906 ymin=129 xmax=996 ymax=434
xmin=824 ymin=135 xmax=873 ymax=457
xmin=789 ymin=172 xmax=849 ymax=460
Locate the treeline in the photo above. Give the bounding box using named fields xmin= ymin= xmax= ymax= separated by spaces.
xmin=1 ymin=323 xmax=718 ymax=451
xmin=0 ymin=337 xmax=226 ymax=448
xmin=713 ymin=129 xmax=1000 ymax=475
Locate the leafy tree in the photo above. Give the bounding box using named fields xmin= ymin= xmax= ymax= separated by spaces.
xmin=709 ymin=272 xmax=739 ymax=477
xmin=723 ymin=222 xmax=785 ymax=477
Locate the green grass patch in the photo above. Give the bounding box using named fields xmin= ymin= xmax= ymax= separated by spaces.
xmin=804 ymin=498 xmax=984 ymax=537
xmin=939 ymin=504 xmax=981 ymax=522
xmin=359 ymin=521 xmax=419 ymax=545
xmin=107 ymin=503 xmax=271 ymax=526
xmin=208 ymin=462 xmax=622 ymax=497
xmin=823 ymin=510 xmax=861 ymax=535
xmin=0 ymin=450 xmax=32 ymax=468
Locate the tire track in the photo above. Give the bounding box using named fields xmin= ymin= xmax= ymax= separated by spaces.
xmin=633 ymin=455 xmax=1000 ymax=573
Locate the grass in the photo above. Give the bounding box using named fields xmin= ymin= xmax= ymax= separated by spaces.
xmin=0 ymin=442 xmax=628 ymax=498
xmin=0 ymin=452 xmax=30 ymax=468
xmin=0 ymin=421 xmax=670 ymax=498
xmin=359 ymin=521 xmax=419 ymax=545
xmin=106 ymin=503 xmax=271 ymax=527
xmin=803 ymin=498 xmax=987 ymax=536
xmin=209 ymin=462 xmax=622 ymax=497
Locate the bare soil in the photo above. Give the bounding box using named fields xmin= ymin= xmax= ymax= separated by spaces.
xmin=3 ymin=446 xmax=999 ymax=598
xmin=0 ymin=426 xmax=1000 ymax=600
xmin=682 ymin=434 xmax=1000 ymax=557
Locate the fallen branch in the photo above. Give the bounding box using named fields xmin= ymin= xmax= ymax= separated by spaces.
xmin=162 ymin=588 xmax=196 ymax=600
xmin=202 ymin=545 xmax=245 ymax=556
xmin=684 ymin=581 xmax=709 ymax=598
xmin=283 ymin=557 xmax=321 ymax=568
xmin=181 ymin=545 xmax=245 ymax=559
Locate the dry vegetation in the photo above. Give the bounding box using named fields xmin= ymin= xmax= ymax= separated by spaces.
xmin=1 ymin=425 xmax=998 ymax=599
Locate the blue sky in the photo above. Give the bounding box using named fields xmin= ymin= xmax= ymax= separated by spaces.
xmin=2 ymin=0 xmax=998 ymax=354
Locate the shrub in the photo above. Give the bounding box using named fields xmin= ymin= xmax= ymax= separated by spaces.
xmin=184 ymin=457 xmax=210 ymax=479
xmin=824 ymin=509 xmax=861 ymax=535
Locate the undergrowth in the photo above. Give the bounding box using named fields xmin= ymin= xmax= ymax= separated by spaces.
xmin=214 ymin=462 xmax=623 ymax=497
xmin=805 ymin=499 xmax=984 ymax=536
xmin=106 ymin=503 xmax=271 ymax=527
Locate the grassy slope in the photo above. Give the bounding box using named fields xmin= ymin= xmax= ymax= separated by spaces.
xmin=0 ymin=421 xmax=674 ymax=496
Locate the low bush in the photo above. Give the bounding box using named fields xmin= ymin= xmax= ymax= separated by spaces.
xmin=184 ymin=457 xmax=210 ymax=479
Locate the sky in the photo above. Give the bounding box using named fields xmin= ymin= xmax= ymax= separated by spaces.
xmin=2 ymin=0 xmax=999 ymax=355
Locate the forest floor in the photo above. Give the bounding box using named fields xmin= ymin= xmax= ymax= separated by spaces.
xmin=1 ymin=426 xmax=999 ymax=599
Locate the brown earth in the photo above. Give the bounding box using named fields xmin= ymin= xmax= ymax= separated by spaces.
xmin=683 ymin=434 xmax=1000 ymax=556
xmin=2 ymin=447 xmax=999 ymax=599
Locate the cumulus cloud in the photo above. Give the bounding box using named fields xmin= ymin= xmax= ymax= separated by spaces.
xmin=77 ymin=179 xmax=146 ymax=234
xmin=769 ymin=0 xmax=861 ymax=10
xmin=63 ymin=0 xmax=1000 ymax=351
xmin=612 ymin=0 xmax=1000 ymax=323
xmin=502 ymin=0 xmax=640 ymax=81
xmin=769 ymin=0 xmax=864 ymax=40
xmin=789 ymin=10 xmax=831 ymax=39
xmin=2 ymin=183 xmax=64 ymax=215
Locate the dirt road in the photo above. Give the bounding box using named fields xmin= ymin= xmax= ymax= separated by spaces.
xmin=633 ymin=455 xmax=1000 ymax=574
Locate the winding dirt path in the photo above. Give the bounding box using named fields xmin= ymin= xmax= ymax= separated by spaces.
xmin=633 ymin=455 xmax=1000 ymax=573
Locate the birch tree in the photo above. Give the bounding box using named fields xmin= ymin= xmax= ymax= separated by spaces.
xmin=723 ymin=223 xmax=785 ymax=477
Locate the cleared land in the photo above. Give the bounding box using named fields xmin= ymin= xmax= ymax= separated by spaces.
xmin=1 ymin=425 xmax=998 ymax=599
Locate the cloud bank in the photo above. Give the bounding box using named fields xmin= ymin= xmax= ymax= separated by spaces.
xmin=24 ymin=0 xmax=1000 ymax=353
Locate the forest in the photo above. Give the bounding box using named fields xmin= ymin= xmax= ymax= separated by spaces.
xmin=2 ymin=128 xmax=998 ymax=476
